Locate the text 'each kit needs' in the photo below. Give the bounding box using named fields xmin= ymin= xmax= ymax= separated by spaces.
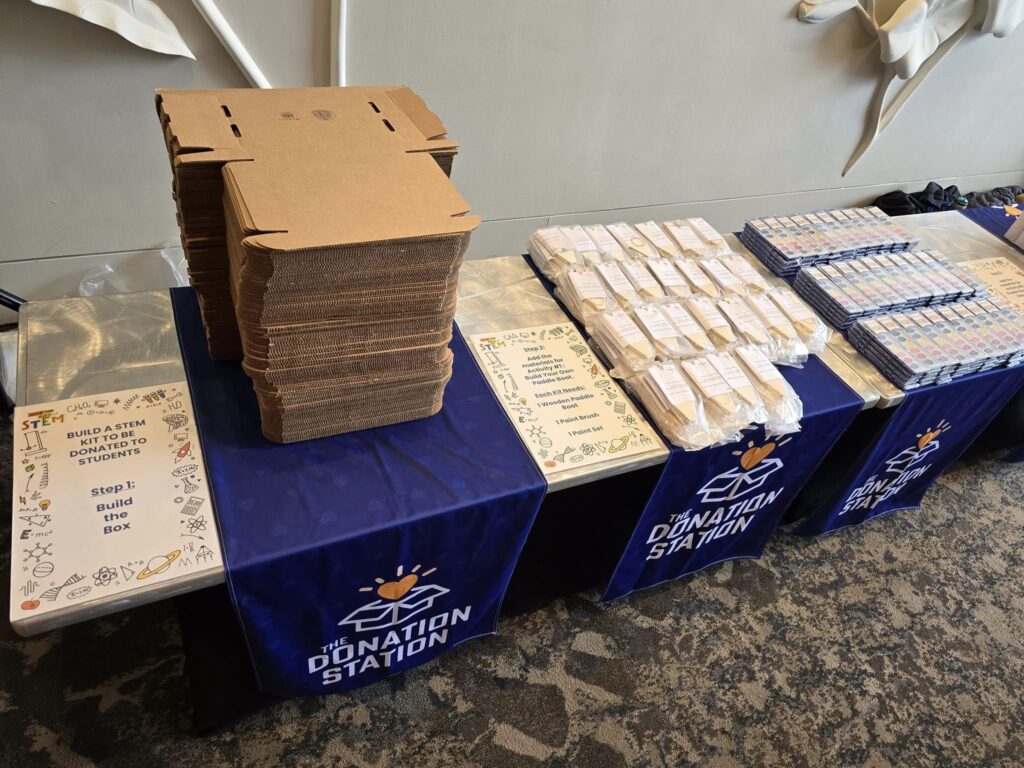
xmin=528 ymin=219 xmax=826 ymax=450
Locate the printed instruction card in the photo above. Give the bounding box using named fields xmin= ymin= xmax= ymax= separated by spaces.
xmin=470 ymin=323 xmax=662 ymax=476
xmin=10 ymin=382 xmax=222 ymax=631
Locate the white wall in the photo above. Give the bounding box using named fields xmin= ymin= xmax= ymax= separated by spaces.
xmin=1 ymin=0 xmax=1022 ymax=312
xmin=346 ymin=0 xmax=1024 ymax=257
xmin=0 ymin=0 xmax=329 ymax=320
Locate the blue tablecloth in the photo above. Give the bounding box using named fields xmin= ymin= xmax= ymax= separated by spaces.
xmin=959 ymin=206 xmax=1024 ymax=255
xmin=794 ymin=363 xmax=1024 ymax=535
xmin=603 ymin=356 xmax=863 ymax=599
xmin=171 ymin=289 xmax=546 ymax=696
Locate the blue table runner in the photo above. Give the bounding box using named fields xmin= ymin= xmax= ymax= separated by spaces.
xmin=793 ymin=364 xmax=1024 ymax=535
xmin=603 ymin=356 xmax=863 ymax=599
xmin=171 ymin=288 xmax=546 ymax=696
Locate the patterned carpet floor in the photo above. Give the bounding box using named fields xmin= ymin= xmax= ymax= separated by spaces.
xmin=2 ymin=412 xmax=1024 ymax=767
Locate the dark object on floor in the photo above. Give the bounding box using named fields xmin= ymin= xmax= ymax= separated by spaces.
xmin=965 ymin=185 xmax=1024 ymax=208
xmin=873 ymin=182 xmax=965 ymax=216
xmin=874 ymin=184 xmax=1024 ymax=216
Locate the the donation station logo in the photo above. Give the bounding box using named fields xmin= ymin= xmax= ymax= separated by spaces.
xmin=841 ymin=420 xmax=951 ymax=515
xmin=647 ymin=437 xmax=792 ymax=560
xmin=308 ymin=564 xmax=473 ymax=686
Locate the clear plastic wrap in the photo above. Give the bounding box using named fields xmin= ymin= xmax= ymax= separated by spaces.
xmin=664 ymin=220 xmax=713 ymax=259
xmin=721 ymin=253 xmax=772 ymax=294
xmin=706 ymin=351 xmax=769 ymax=426
xmin=745 ymin=293 xmax=810 ymax=366
xmin=588 ymin=309 xmax=657 ymax=376
xmin=630 ymin=303 xmax=691 ymax=359
xmin=686 ymin=217 xmax=732 ymax=257
xmin=767 ymin=285 xmax=831 ymax=355
xmin=635 ymin=221 xmax=682 ymax=260
xmin=594 ymin=261 xmax=639 ymax=307
xmin=679 ymin=356 xmax=748 ymax=437
xmin=716 ymin=294 xmax=773 ymax=348
xmin=554 ymin=268 xmax=615 ymax=322
xmin=700 ymin=258 xmax=747 ymax=297
xmin=628 ymin=362 xmax=724 ymax=450
xmin=620 ymin=260 xmax=666 ymax=302
xmin=675 ymin=258 xmax=721 ymax=298
xmin=606 ymin=222 xmax=658 ymax=260
xmin=529 ymin=227 xmax=580 ymax=278
xmin=685 ymin=296 xmax=737 ymax=348
xmin=660 ymin=302 xmax=715 ymax=355
xmin=560 ymin=224 xmax=603 ymax=266
xmin=645 ymin=257 xmax=692 ymax=299
xmin=734 ymin=345 xmax=803 ymax=435
xmin=584 ymin=224 xmax=627 ymax=262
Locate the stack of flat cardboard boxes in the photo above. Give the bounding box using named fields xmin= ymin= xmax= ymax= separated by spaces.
xmin=157 ymin=86 xmax=478 ymax=442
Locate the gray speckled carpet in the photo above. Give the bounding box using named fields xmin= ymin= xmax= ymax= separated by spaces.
xmin=3 ymin=413 xmax=1024 ymax=768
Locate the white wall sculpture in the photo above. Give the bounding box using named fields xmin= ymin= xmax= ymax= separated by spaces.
xmin=29 ymin=0 xmax=194 ymax=58
xmin=798 ymin=0 xmax=1024 ymax=175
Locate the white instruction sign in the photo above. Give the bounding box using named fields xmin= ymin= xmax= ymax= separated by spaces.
xmin=470 ymin=324 xmax=661 ymax=475
xmin=961 ymin=256 xmax=1024 ymax=313
xmin=10 ymin=382 xmax=222 ymax=629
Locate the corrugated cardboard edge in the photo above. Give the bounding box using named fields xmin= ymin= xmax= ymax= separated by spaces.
xmin=384 ymin=86 xmax=448 ymax=140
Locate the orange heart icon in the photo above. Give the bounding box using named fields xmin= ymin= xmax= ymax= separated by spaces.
xmin=740 ymin=442 xmax=775 ymax=470
xmin=918 ymin=429 xmax=942 ymax=449
xmin=377 ymin=574 xmax=418 ymax=600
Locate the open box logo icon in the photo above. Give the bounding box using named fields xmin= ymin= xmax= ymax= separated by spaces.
xmin=884 ymin=420 xmax=950 ymax=475
xmin=696 ymin=437 xmax=791 ymax=504
xmin=338 ymin=565 xmax=450 ymax=633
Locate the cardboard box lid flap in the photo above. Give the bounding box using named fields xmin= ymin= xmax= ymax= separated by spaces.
xmin=157 ymin=92 xmax=249 ymax=156
xmin=222 ymin=143 xmax=479 ymax=250
xmin=384 ymin=86 xmax=448 ymax=141
xmin=162 ymin=86 xmax=478 ymax=251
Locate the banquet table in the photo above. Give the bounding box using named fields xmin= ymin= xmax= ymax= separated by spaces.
xmin=9 ymin=206 xmax=1024 ymax=728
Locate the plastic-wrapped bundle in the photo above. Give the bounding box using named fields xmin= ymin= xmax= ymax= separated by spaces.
xmin=680 ymin=356 xmax=749 ymax=436
xmin=529 ymin=227 xmax=580 ymax=278
xmin=620 ymin=260 xmax=666 ymax=302
xmin=700 ymin=258 xmax=748 ymax=297
xmin=635 ymin=221 xmax=682 ymax=260
xmin=593 ymin=261 xmax=639 ymax=307
xmin=675 ymin=258 xmax=721 ymax=298
xmin=664 ymin=220 xmax=713 ymax=259
xmin=630 ymin=303 xmax=692 ymax=359
xmin=685 ymin=296 xmax=737 ymax=348
xmin=588 ymin=309 xmax=657 ymax=376
xmin=554 ymin=268 xmax=614 ymax=322
xmin=627 ymin=362 xmax=723 ymax=450
xmin=606 ymin=222 xmax=658 ymax=260
xmin=660 ymin=302 xmax=715 ymax=355
xmin=767 ymin=285 xmax=830 ymax=355
xmin=734 ymin=345 xmax=803 ymax=435
xmin=721 ymin=253 xmax=772 ymax=294
xmin=686 ymin=217 xmax=731 ymax=257
xmin=716 ymin=294 xmax=773 ymax=348
xmin=584 ymin=224 xmax=627 ymax=262
xmin=645 ymin=257 xmax=692 ymax=299
xmin=745 ymin=293 xmax=810 ymax=366
xmin=560 ymin=224 xmax=603 ymax=266
xmin=707 ymin=351 xmax=769 ymax=426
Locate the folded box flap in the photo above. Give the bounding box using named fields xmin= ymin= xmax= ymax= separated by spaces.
xmin=384 ymin=86 xmax=448 ymax=141
xmin=178 ymin=86 xmax=479 ymax=252
xmin=156 ymin=91 xmax=251 ymax=159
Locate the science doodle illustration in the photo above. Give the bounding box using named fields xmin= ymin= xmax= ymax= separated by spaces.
xmin=10 ymin=383 xmax=222 ymax=626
